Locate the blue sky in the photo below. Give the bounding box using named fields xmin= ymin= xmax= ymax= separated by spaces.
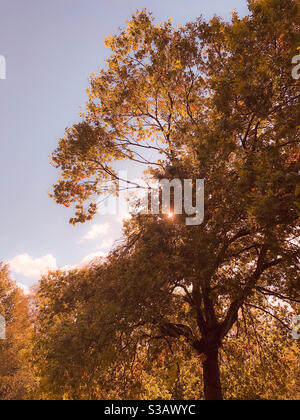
xmin=0 ymin=0 xmax=249 ymax=290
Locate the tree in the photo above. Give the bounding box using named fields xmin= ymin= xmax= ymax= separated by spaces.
xmin=0 ymin=264 xmax=33 ymax=400
xmin=50 ymin=0 xmax=300 ymax=399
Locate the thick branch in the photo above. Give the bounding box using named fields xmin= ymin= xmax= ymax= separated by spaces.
xmin=192 ymin=281 xmax=207 ymax=334
xmin=220 ymin=245 xmax=269 ymax=338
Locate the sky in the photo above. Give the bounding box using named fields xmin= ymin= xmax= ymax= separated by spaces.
xmin=0 ymin=0 xmax=249 ymax=291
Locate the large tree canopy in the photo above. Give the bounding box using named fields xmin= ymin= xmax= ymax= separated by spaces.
xmin=33 ymin=266 xmax=299 ymax=400
xmin=49 ymin=0 xmax=300 ymax=400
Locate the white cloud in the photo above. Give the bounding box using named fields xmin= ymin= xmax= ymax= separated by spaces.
xmin=9 ymin=253 xmax=57 ymax=279
xmin=98 ymin=238 xmax=114 ymax=249
xmin=80 ymin=223 xmax=110 ymax=242
xmin=60 ymin=251 xmax=108 ymax=272
xmin=9 ymin=247 xmax=108 ymax=282
xmin=80 ymin=251 xmax=107 ymax=265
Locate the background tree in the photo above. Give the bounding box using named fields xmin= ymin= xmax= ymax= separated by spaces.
xmin=0 ymin=263 xmax=33 ymax=400
xmin=50 ymin=0 xmax=300 ymax=399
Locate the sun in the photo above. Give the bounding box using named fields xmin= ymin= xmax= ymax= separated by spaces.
xmin=168 ymin=212 xmax=174 ymax=219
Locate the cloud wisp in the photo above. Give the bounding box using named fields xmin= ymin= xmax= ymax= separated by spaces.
xmin=80 ymin=223 xmax=110 ymax=242
xmin=9 ymin=253 xmax=57 ymax=279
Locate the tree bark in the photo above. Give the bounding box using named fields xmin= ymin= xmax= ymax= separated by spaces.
xmin=202 ymin=349 xmax=223 ymax=400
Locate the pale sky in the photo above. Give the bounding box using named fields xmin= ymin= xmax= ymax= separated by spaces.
xmin=0 ymin=0 xmax=249 ymax=290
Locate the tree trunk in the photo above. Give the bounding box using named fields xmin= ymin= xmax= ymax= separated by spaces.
xmin=202 ymin=349 xmax=223 ymax=400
